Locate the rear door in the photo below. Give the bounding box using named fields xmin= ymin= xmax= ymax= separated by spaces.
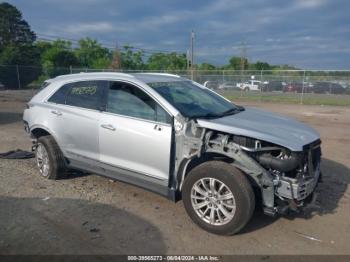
xmin=47 ymin=80 xmax=108 ymax=163
xmin=99 ymin=81 xmax=173 ymax=181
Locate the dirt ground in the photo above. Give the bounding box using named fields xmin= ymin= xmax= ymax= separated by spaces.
xmin=0 ymin=90 xmax=349 ymax=255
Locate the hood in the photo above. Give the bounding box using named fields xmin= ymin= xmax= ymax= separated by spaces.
xmin=196 ymin=107 xmax=320 ymax=151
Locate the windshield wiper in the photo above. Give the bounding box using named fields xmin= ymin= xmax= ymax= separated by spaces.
xmin=193 ymin=106 xmax=244 ymax=120
xmin=220 ymin=107 xmax=241 ymax=116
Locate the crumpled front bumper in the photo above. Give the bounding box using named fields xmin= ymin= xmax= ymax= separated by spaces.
xmin=263 ymin=142 xmax=322 ymax=216
xmin=276 ymin=164 xmax=321 ymax=201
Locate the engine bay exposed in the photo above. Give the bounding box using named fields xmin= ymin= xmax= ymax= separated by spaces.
xmin=174 ymin=119 xmax=321 ymax=216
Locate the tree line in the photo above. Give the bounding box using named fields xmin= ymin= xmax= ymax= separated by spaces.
xmin=1 ymin=2 xmax=297 ymax=89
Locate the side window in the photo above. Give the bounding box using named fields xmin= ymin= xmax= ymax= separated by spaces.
xmin=107 ymin=81 xmax=171 ymax=124
xmin=65 ymin=81 xmax=107 ymax=110
xmin=48 ymin=84 xmax=70 ymax=104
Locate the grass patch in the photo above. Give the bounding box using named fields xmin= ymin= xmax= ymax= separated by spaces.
xmin=218 ymin=90 xmax=350 ymax=106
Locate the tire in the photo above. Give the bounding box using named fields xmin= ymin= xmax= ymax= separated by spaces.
xmin=35 ymin=135 xmax=67 ymax=180
xmin=182 ymin=161 xmax=255 ymax=235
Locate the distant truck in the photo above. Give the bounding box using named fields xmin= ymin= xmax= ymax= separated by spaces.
xmin=236 ymin=80 xmax=268 ymax=91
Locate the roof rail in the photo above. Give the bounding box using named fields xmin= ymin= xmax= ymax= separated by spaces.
xmin=135 ymin=72 xmax=181 ymax=78
xmin=54 ymin=72 xmax=135 ymax=79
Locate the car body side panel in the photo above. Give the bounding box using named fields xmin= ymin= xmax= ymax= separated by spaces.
xmin=51 ymin=104 xmax=101 ymax=162
xmin=24 ymin=102 xmax=62 ymax=144
xmin=25 ymin=102 xmax=101 ymax=163
xmin=99 ymin=112 xmax=172 ymax=181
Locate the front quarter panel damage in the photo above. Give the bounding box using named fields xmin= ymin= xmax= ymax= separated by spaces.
xmin=173 ymin=118 xmax=321 ymax=216
xmin=173 ymin=118 xmax=276 ymax=212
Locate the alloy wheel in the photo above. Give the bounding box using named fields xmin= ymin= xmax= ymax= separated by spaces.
xmin=190 ymin=177 xmax=236 ymax=226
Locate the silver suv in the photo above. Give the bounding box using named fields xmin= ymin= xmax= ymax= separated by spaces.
xmin=23 ymin=72 xmax=322 ymax=235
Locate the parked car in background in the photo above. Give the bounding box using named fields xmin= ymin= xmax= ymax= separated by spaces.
xmin=261 ymin=81 xmax=286 ymax=92
xmin=312 ymin=82 xmax=346 ymax=94
xmin=218 ymin=81 xmax=239 ymax=90
xmin=283 ymin=82 xmax=315 ymax=93
xmin=203 ymin=80 xmax=220 ymax=89
xmin=23 ymin=72 xmax=322 ymax=235
xmin=283 ymin=82 xmax=304 ymax=93
xmin=236 ymin=80 xmax=268 ymax=91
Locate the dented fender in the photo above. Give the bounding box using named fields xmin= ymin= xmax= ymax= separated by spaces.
xmin=173 ymin=119 xmax=276 ymax=209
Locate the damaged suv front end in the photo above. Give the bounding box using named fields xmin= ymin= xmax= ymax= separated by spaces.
xmin=173 ymin=115 xmax=321 ymax=217
xmin=150 ymin=80 xmax=322 ymax=218
xmin=196 ymin=108 xmax=322 ymax=216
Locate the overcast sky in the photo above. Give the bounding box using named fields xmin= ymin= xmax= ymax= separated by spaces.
xmin=7 ymin=0 xmax=350 ymax=69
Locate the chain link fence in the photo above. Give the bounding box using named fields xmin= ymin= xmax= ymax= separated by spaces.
xmin=1 ymin=65 xmax=350 ymax=105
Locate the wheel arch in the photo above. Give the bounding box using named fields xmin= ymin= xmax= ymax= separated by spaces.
xmin=30 ymin=125 xmax=66 ymax=159
xmin=31 ymin=127 xmax=51 ymax=139
xmin=30 ymin=125 xmax=59 ymax=142
xmin=177 ymin=152 xmax=234 ymax=191
xmin=176 ymin=152 xmax=259 ymax=200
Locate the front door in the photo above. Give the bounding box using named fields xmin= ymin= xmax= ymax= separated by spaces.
xmin=99 ymin=81 xmax=173 ymax=181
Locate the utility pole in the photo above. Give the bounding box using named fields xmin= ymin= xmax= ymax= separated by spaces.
xmin=111 ymin=41 xmax=122 ymax=71
xmin=186 ymin=50 xmax=190 ymax=71
xmin=239 ymin=41 xmax=247 ymax=81
xmin=190 ymin=30 xmax=195 ymax=80
xmin=240 ymin=41 xmax=247 ymax=71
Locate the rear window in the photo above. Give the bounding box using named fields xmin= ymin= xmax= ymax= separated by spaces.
xmin=48 ymin=84 xmax=70 ymax=104
xmin=40 ymin=81 xmax=51 ymax=90
xmin=48 ymin=80 xmax=108 ymax=110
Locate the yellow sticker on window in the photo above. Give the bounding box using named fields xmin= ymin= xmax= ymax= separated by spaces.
xmin=71 ymin=86 xmax=97 ymax=95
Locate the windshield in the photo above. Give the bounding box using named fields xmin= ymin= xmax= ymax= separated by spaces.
xmin=148 ymin=81 xmax=241 ymax=119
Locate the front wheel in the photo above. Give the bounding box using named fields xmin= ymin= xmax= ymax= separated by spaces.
xmin=182 ymin=161 xmax=255 ymax=235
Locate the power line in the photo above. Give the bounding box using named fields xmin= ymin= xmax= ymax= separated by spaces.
xmin=36 ymin=33 xmax=184 ymax=54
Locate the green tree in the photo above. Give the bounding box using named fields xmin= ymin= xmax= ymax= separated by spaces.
xmin=147 ymin=52 xmax=186 ymax=70
xmin=39 ymin=40 xmax=78 ymax=77
xmin=75 ymin=37 xmax=111 ymax=68
xmin=0 ymin=2 xmax=40 ymax=88
xmin=226 ymin=56 xmax=248 ymax=70
xmin=198 ymin=63 xmax=216 ymax=70
xmin=35 ymin=41 xmax=53 ymax=56
xmin=0 ymin=45 xmax=41 ymax=88
xmin=0 ymin=2 xmax=36 ymax=50
xmin=121 ymin=45 xmax=145 ymax=70
xmin=253 ymin=61 xmax=271 ymax=70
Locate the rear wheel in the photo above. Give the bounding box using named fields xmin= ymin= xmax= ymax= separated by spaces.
xmin=182 ymin=161 xmax=255 ymax=235
xmin=35 ymin=136 xmax=67 ymax=180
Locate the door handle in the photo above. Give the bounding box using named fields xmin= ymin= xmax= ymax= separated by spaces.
xmin=51 ymin=110 xmax=62 ymax=116
xmin=154 ymin=124 xmax=163 ymax=131
xmin=101 ymin=124 xmax=116 ymax=131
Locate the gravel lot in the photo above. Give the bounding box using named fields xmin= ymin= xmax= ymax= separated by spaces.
xmin=0 ymin=90 xmax=349 ymax=255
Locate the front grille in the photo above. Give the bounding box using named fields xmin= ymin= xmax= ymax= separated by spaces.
xmin=311 ymin=146 xmax=321 ymax=169
xmin=304 ymin=142 xmax=321 ymax=178
xmin=276 ymin=140 xmax=321 ymax=201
